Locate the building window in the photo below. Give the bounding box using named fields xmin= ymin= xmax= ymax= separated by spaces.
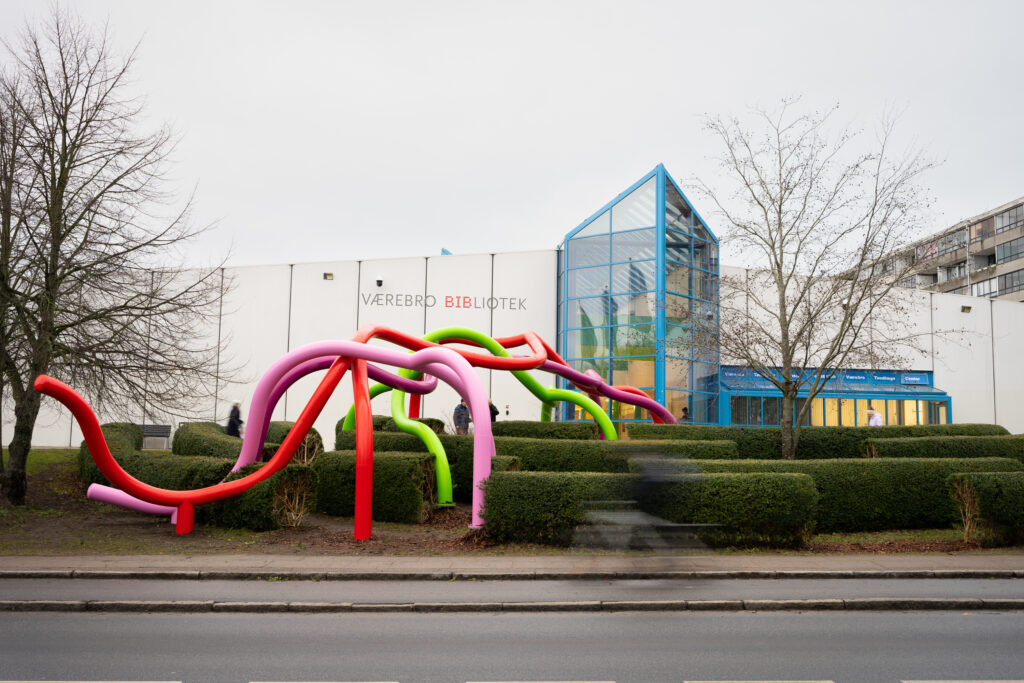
xmin=896 ymin=275 xmax=917 ymax=289
xmin=943 ymin=261 xmax=966 ymax=281
xmin=971 ymin=218 xmax=994 ymax=242
xmin=995 ymin=236 xmax=1024 ymax=264
xmin=994 ymin=204 xmax=1024 ymax=235
xmin=971 ymin=277 xmax=998 ymax=298
xmin=998 ymin=268 xmax=1024 ymax=296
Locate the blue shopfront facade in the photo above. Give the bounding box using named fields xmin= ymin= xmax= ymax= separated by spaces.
xmin=556 ymin=165 xmax=952 ymax=427
xmin=719 ymin=367 xmax=952 ymax=426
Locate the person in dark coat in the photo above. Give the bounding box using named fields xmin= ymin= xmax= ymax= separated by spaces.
xmin=453 ymin=399 xmax=470 ymax=435
xmin=489 ymin=400 xmax=499 ymax=423
xmin=226 ymin=401 xmax=244 ymax=438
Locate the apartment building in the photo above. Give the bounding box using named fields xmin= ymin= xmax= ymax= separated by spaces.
xmin=883 ymin=197 xmax=1024 ymax=302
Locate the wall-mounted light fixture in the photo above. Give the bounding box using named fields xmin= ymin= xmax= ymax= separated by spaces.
xmin=961 ymin=305 xmax=972 ymax=313
xmin=322 ymin=272 xmax=333 ymax=281
xmin=376 ymin=275 xmax=383 ymax=287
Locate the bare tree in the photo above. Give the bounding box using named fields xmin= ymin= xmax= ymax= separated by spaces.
xmin=0 ymin=8 xmax=230 ymax=504
xmin=694 ymin=101 xmax=935 ymax=459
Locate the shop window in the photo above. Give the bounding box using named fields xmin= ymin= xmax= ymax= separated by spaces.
xmin=855 ymin=399 xmax=870 ymax=426
xmin=665 ymin=390 xmax=691 ymax=422
xmin=902 ymin=399 xmax=919 ymax=426
xmin=840 ymin=398 xmax=855 ymax=426
xmin=730 ymin=395 xmax=750 ymax=425
xmin=612 ymin=356 xmax=655 ymax=388
xmin=825 ymin=398 xmax=840 ymax=426
xmin=763 ymin=396 xmax=782 ymax=426
xmin=886 ymin=400 xmax=900 ymax=425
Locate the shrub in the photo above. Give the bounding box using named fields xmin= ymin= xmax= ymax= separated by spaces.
xmin=605 ymin=439 xmax=740 ymax=460
xmin=482 ymin=470 xmax=817 ymax=548
xmin=688 ymin=457 xmax=1023 ymax=532
xmin=627 ymin=424 xmax=781 ymax=459
xmin=491 ymin=420 xmax=599 ymax=440
xmin=641 ymin=472 xmax=818 ymax=548
xmin=862 ymin=435 xmax=1024 ymax=462
xmin=948 ymin=472 xmax=1024 ymax=546
xmin=797 ymin=424 xmax=1010 ymax=459
xmin=265 ymin=421 xmax=324 ymax=465
xmin=198 ymin=463 xmax=317 ymax=531
xmin=311 ymin=451 xmax=436 ymax=523
xmin=382 ymin=417 xmax=446 ymax=435
xmin=628 ymin=422 xmax=1010 ymax=460
xmin=172 ymin=422 xmax=242 ymax=459
xmin=482 ymin=472 xmax=638 ymax=545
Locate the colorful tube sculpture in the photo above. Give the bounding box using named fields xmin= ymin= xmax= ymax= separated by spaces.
xmin=35 ymin=325 xmax=675 ymax=540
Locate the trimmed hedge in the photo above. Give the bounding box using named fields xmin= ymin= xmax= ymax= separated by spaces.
xmin=798 ymin=424 xmax=1010 ymax=459
xmin=80 ymin=430 xmax=314 ymax=531
xmin=491 ymin=420 xmax=599 ymax=440
xmin=312 ymin=451 xmax=437 ymax=523
xmin=628 ymin=423 xmax=1010 ymax=460
xmin=265 ymin=421 xmax=324 ymax=464
xmin=78 ymin=422 xmax=143 ymax=486
xmin=482 ymin=470 xmax=817 ymax=548
xmin=605 ymin=439 xmax=740 ymax=460
xmin=642 ymin=472 xmax=819 ymax=548
xmin=627 ymin=424 xmax=781 ymax=459
xmin=948 ymin=472 xmax=1024 ymax=545
xmin=483 ymin=472 xmax=639 ymax=545
xmin=382 ymin=417 xmax=446 ymax=435
xmin=333 ymin=432 xmax=731 ymax=499
xmin=862 ymin=435 xmax=1024 ymax=462
xmin=688 ymin=457 xmax=1023 ymax=532
xmin=172 ymin=422 xmax=243 ymax=458
xmin=197 ymin=463 xmax=317 ymax=531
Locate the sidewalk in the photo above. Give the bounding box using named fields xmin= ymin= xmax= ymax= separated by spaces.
xmin=3 ymin=551 xmax=1024 ymax=579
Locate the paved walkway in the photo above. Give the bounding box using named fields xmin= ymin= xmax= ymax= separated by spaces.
xmin=2 ymin=552 xmax=1023 ymax=578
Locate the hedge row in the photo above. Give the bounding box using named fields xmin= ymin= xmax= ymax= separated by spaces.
xmin=333 ymin=431 xmax=736 ymax=499
xmin=862 ymin=435 xmax=1024 ymax=462
xmin=263 ymin=421 xmax=325 ymax=464
xmin=491 ymin=420 xmax=599 ymax=440
xmin=642 ymin=472 xmax=819 ymax=548
xmin=948 ymin=472 xmax=1024 ymax=545
xmin=78 ymin=423 xmax=142 ymax=486
xmin=482 ymin=471 xmax=817 ymax=548
xmin=172 ymin=421 xmax=320 ymax=463
xmin=311 ymin=451 xmax=519 ymax=523
xmin=172 ymin=422 xmax=245 ymax=458
xmin=687 ymin=457 xmax=1022 ymax=532
xmin=79 ymin=442 xmax=313 ymax=531
xmin=311 ymin=452 xmax=437 ymax=523
xmin=627 ymin=423 xmax=1010 ymax=459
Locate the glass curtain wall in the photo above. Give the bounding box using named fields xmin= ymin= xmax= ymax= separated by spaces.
xmin=559 ymin=166 xmax=720 ymax=424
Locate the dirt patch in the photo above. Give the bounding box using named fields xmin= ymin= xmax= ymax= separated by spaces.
xmin=807 ymin=539 xmax=981 ymax=553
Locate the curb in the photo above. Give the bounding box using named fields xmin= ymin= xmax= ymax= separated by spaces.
xmin=1 ymin=569 xmax=1022 ymax=581
xmin=1 ymin=598 xmax=1022 ymax=613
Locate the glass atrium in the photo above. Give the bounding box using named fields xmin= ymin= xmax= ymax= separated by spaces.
xmin=557 ymin=165 xmax=720 ymax=424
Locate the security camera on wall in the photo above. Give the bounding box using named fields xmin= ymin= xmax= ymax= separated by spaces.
xmin=376 ymin=276 xmax=383 ymax=287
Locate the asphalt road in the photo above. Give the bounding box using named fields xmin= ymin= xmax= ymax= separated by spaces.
xmin=2 ymin=577 xmax=1024 ymax=603
xmin=1 ymin=611 xmax=1022 ymax=682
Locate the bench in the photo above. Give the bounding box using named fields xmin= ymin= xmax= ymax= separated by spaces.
xmin=140 ymin=424 xmax=172 ymax=450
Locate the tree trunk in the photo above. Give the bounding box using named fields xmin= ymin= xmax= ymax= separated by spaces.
xmin=780 ymin=389 xmax=797 ymax=460
xmin=1 ymin=384 xmax=41 ymax=505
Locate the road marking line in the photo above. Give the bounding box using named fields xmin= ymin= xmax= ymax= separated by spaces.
xmin=902 ymin=680 xmax=1024 ymax=682
xmin=685 ymin=681 xmax=834 ymax=683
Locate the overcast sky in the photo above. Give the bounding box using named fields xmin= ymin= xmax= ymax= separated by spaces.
xmin=2 ymin=0 xmax=1022 ymax=268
